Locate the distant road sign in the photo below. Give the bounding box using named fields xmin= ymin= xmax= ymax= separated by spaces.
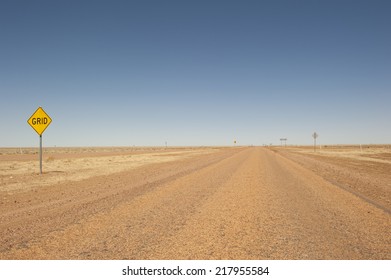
xmin=27 ymin=107 xmax=52 ymax=135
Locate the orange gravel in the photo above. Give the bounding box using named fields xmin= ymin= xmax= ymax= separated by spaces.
xmin=0 ymin=147 xmax=390 ymax=259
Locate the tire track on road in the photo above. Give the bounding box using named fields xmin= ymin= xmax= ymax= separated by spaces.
xmin=273 ymin=149 xmax=391 ymax=214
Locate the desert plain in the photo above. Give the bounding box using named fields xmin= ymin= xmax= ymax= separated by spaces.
xmin=0 ymin=145 xmax=390 ymax=259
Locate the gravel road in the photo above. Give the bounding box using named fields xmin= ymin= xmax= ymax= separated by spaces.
xmin=1 ymin=147 xmax=389 ymax=259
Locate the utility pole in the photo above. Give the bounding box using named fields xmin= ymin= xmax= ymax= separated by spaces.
xmin=312 ymin=132 xmax=318 ymax=152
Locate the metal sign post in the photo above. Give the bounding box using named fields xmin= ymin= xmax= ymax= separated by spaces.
xmin=39 ymin=135 xmax=43 ymax=174
xmin=27 ymin=107 xmax=52 ymax=174
xmin=312 ymin=132 xmax=318 ymax=152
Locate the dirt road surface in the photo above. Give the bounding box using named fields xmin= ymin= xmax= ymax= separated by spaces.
xmin=0 ymin=147 xmax=390 ymax=259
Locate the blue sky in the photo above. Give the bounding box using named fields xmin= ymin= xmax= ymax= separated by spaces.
xmin=1 ymin=0 xmax=390 ymax=147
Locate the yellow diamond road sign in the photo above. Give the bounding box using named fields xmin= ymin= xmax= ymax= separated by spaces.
xmin=27 ymin=107 xmax=52 ymax=136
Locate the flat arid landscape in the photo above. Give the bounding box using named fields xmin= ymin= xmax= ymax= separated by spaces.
xmin=0 ymin=145 xmax=390 ymax=259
